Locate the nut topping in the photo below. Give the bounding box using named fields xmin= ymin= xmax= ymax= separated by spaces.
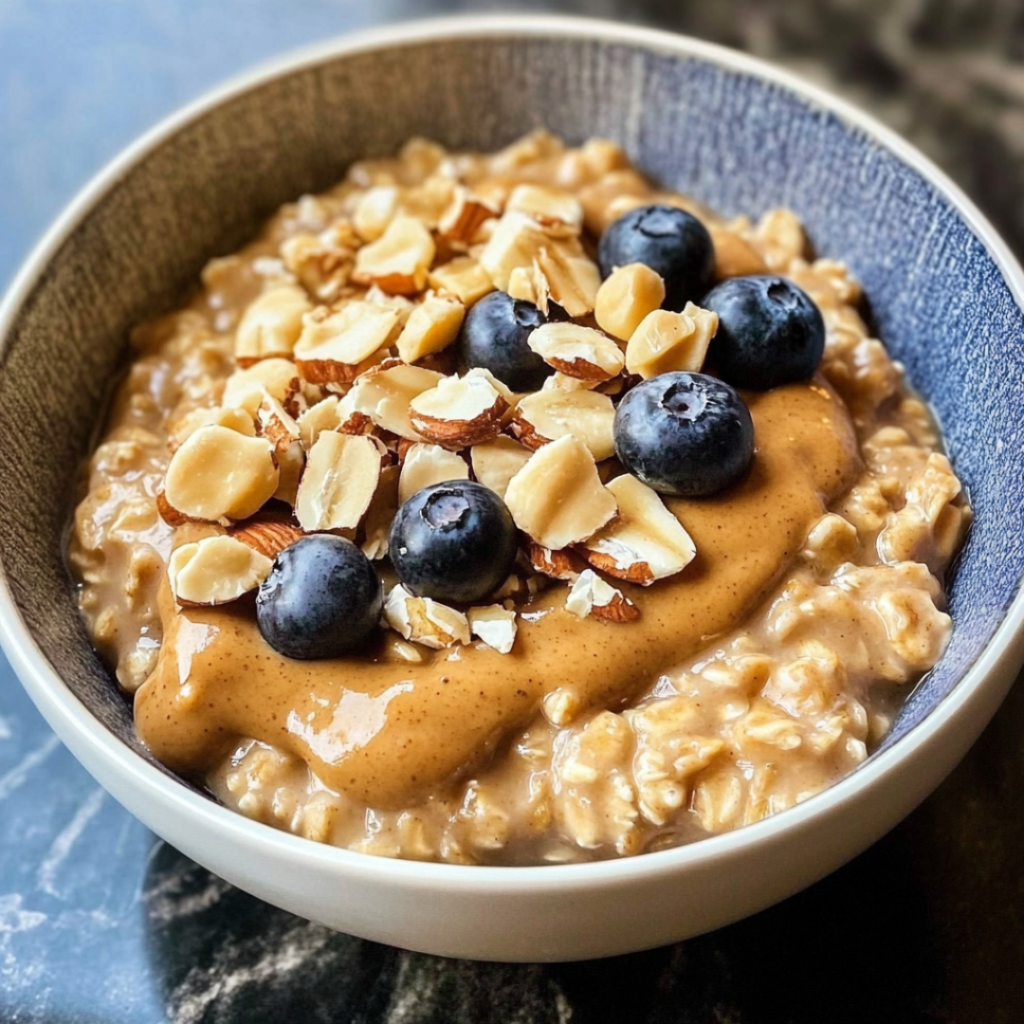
xmin=565 ymin=569 xmax=640 ymax=622
xmin=504 ymin=434 xmax=617 ymax=550
xmin=257 ymin=395 xmax=302 ymax=453
xmin=352 ymin=214 xmax=436 ymax=295
xmin=228 ymin=511 xmax=304 ymax=560
xmin=527 ymin=322 xmax=624 ymax=381
xmin=527 ymin=541 xmax=588 ymax=581
xmin=467 ymin=605 xmax=518 ymax=655
xmin=395 ymin=294 xmax=465 ymax=364
xmin=398 ymin=443 xmax=470 ymax=504
xmin=594 ymin=263 xmax=666 ymax=341
xmin=470 ymin=437 xmax=532 ymax=499
xmin=293 ymin=302 xmax=399 ymax=384
xmin=234 ymin=285 xmax=312 ymax=367
xmin=409 ymin=368 xmax=510 ymax=449
xmin=511 ymin=387 xmax=616 ymax=461
xmin=168 ymin=535 xmax=273 ymax=607
xmin=361 ymin=464 xmax=401 ymax=561
xmin=295 ymin=431 xmax=381 ymax=532
xmin=625 ymin=303 xmax=718 ymax=380
xmin=168 ymin=406 xmax=256 ymax=453
xmin=383 ymin=585 xmax=471 ymax=649
xmin=221 ymin=358 xmax=302 ymax=417
xmin=582 ymin=474 xmax=696 ymax=585
xmin=164 ymin=425 xmax=279 ymax=523
xmin=346 ymin=361 xmax=445 ymax=440
xmin=438 ymin=187 xmax=500 ymax=244
xmin=427 ymin=257 xmax=496 ymax=305
xmin=506 ymin=184 xmax=584 ymax=234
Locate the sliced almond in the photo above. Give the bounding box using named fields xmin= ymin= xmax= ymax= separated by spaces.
xmin=565 ymin=569 xmax=640 ymax=623
xmin=362 ymin=464 xmax=401 ymax=561
xmin=280 ymin=230 xmax=355 ymax=302
xmin=395 ymin=294 xmax=465 ymax=364
xmin=438 ymin=186 xmax=500 ymax=244
xmin=164 ymin=425 xmax=279 ymax=523
xmin=168 ymin=406 xmax=257 ymax=453
xmin=293 ymin=302 xmax=399 ymax=384
xmin=512 ymin=388 xmax=616 ymax=461
xmin=347 ymin=361 xmax=445 ymax=440
xmin=409 ymin=369 xmax=509 ymax=449
xmin=470 ymin=437 xmax=532 ymax=499
xmin=383 ymin=585 xmax=471 ymax=649
xmin=352 ymin=214 xmax=436 ymax=295
xmin=535 ymin=244 xmax=601 ymax=318
xmin=156 ymin=490 xmax=194 ymax=527
xmin=398 ymin=444 xmax=469 ymax=504
xmin=427 ymin=257 xmax=495 ymax=305
xmin=298 ymin=396 xmax=343 ymax=449
xmin=527 ymin=322 xmax=624 ymax=382
xmin=625 ymin=304 xmax=718 ymax=380
xmin=506 ymin=184 xmax=584 ymax=234
xmin=467 ymin=605 xmax=518 ymax=654
xmin=221 ymin=358 xmax=303 ymax=417
xmin=504 ymin=434 xmax=617 ymax=550
xmin=295 ymin=431 xmax=381 ymax=531
xmin=257 ymin=395 xmax=301 ymax=453
xmin=527 ymin=541 xmax=588 ymax=581
xmin=168 ymin=535 xmax=273 ymax=607
xmin=581 ymin=474 xmax=696 ymax=585
xmin=234 ymin=285 xmax=312 ymax=367
xmin=228 ymin=511 xmax=304 ymax=560
xmin=594 ymin=263 xmax=666 ymax=341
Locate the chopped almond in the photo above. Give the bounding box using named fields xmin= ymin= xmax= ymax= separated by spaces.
xmin=527 ymin=541 xmax=588 ymax=581
xmin=293 ymin=302 xmax=399 ymax=384
xmin=353 ymin=185 xmax=399 ymax=242
xmin=295 ymin=431 xmax=381 ymax=531
xmin=467 ymin=605 xmax=518 ymax=654
xmin=168 ymin=535 xmax=273 ymax=607
xmin=535 ymin=245 xmax=601 ymax=318
xmin=362 ymin=464 xmax=401 ymax=561
xmin=347 ymin=361 xmax=445 ymax=440
xmin=229 ymin=511 xmax=304 ymax=560
xmin=625 ymin=304 xmax=718 ymax=379
xmin=594 ymin=263 xmax=666 ymax=341
xmin=383 ymin=585 xmax=471 ymax=649
xmin=504 ymin=434 xmax=617 ymax=550
xmin=168 ymin=406 xmax=256 ymax=453
xmin=512 ymin=388 xmax=616 ymax=461
xmin=352 ymin=214 xmax=436 ymax=294
xmin=427 ymin=257 xmax=495 ymax=305
xmin=257 ymin=395 xmax=301 ymax=453
xmin=527 ymin=322 xmax=624 ymax=381
xmin=395 ymin=294 xmax=465 ymax=364
xmin=565 ymin=569 xmax=640 ymax=622
xmin=221 ymin=358 xmax=302 ymax=417
xmin=438 ymin=186 xmax=500 ymax=244
xmin=164 ymin=425 xmax=279 ymax=523
xmin=506 ymin=261 xmax=551 ymax=314
xmin=582 ymin=474 xmax=696 ymax=585
xmin=409 ymin=368 xmax=509 ymax=449
xmin=506 ymin=184 xmax=584 ymax=234
xmin=398 ymin=444 xmax=469 ymax=504
xmin=234 ymin=285 xmax=312 ymax=367
xmin=470 ymin=437 xmax=532 ymax=499
xmin=708 ymin=223 xmax=769 ymax=279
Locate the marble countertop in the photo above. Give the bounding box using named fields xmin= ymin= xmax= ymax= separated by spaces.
xmin=2 ymin=1 xmax=1023 ymax=1021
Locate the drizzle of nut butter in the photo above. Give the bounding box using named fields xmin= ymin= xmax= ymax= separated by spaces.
xmin=134 ymin=377 xmax=861 ymax=808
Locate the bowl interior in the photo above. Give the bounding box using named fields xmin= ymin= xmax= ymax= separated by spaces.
xmin=1 ymin=28 xmax=1021 ymax=803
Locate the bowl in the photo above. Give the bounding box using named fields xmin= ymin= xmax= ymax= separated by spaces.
xmin=2 ymin=15 xmax=1023 ymax=962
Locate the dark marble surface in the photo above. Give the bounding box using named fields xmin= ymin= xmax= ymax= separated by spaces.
xmin=2 ymin=1 xmax=1023 ymax=1021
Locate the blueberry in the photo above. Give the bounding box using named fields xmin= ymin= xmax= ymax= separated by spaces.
xmin=456 ymin=291 xmax=554 ymax=392
xmin=389 ymin=481 xmax=518 ymax=604
xmin=598 ymin=204 xmax=715 ymax=311
xmin=256 ymin=535 xmax=382 ymax=660
xmin=614 ymin=372 xmax=754 ymax=497
xmin=702 ymin=275 xmax=825 ymax=390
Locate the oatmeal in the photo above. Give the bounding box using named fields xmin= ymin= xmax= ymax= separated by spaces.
xmin=68 ymin=131 xmax=970 ymax=864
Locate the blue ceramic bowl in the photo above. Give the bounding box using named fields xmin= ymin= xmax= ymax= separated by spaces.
xmin=1 ymin=16 xmax=1022 ymax=961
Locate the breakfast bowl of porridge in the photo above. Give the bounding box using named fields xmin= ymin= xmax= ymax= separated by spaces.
xmin=1 ymin=16 xmax=1023 ymax=961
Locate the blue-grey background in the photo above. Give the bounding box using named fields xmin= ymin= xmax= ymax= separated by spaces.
xmin=2 ymin=2 xmax=1023 ymax=1022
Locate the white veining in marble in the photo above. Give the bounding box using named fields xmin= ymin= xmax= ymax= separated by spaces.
xmin=0 ymin=734 xmax=60 ymax=803
xmin=37 ymin=787 xmax=107 ymax=897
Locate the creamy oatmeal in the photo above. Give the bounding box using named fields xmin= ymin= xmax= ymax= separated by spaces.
xmin=68 ymin=131 xmax=970 ymax=864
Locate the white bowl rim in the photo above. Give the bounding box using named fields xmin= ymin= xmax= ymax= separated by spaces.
xmin=2 ymin=12 xmax=1024 ymax=895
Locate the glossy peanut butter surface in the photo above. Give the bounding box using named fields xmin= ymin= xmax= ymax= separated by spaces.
xmin=135 ymin=379 xmax=861 ymax=807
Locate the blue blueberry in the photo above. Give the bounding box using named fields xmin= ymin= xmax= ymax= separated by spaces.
xmin=256 ymin=535 xmax=382 ymax=660
xmin=456 ymin=291 xmax=554 ymax=392
xmin=702 ymin=275 xmax=825 ymax=390
xmin=614 ymin=372 xmax=754 ymax=497
xmin=389 ymin=481 xmax=517 ymax=604
xmin=598 ymin=204 xmax=715 ymax=311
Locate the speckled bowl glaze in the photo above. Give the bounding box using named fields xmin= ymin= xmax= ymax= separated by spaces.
xmin=2 ymin=16 xmax=1023 ymax=962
